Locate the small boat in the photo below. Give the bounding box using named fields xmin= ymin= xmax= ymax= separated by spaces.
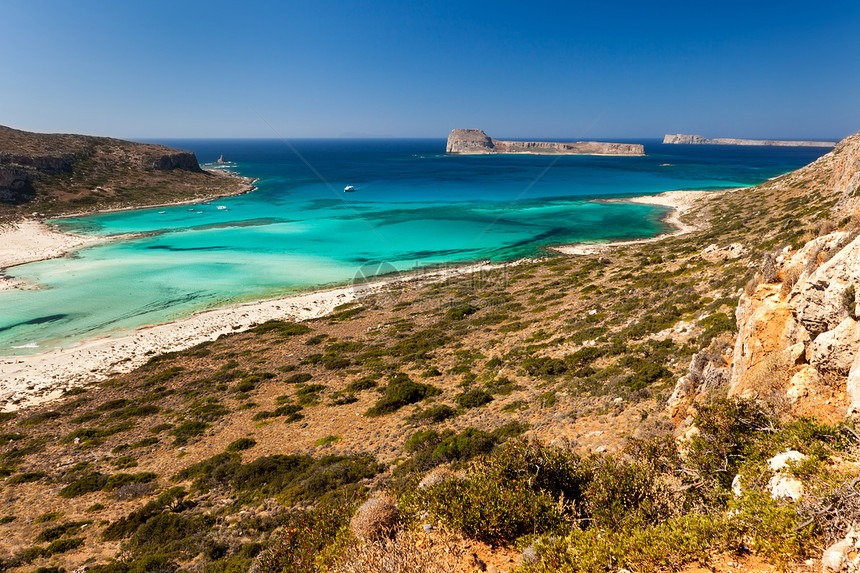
xmin=159 ymin=211 xmax=166 ymax=214
xmin=344 ymin=185 xmax=357 ymax=192
xmin=217 ymin=206 xmax=228 ymax=210
xmin=187 ymin=208 xmax=195 ymax=211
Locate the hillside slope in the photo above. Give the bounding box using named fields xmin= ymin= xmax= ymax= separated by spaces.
xmin=0 ymin=125 xmax=250 ymax=219
xmin=0 ymin=130 xmax=859 ymax=573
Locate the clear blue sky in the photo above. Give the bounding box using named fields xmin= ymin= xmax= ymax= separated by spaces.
xmin=2 ymin=0 xmax=858 ymax=140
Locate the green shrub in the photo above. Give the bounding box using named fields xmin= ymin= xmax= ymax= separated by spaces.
xmin=347 ymin=376 xmax=377 ymax=392
xmin=365 ymin=373 xmax=441 ymax=417
xmin=18 ymin=411 xmax=62 ymax=426
xmin=252 ymin=404 xmax=303 ymax=422
xmin=7 ymin=471 xmax=46 ymax=484
xmin=409 ymin=472 xmax=566 ymax=544
xmin=296 ymin=384 xmax=327 ymax=405
xmin=253 ymin=504 xmax=351 ymax=573
xmin=685 ymin=398 xmax=772 ymax=488
xmin=455 ymin=389 xmax=493 ymax=409
xmin=445 ymin=304 xmax=478 ymax=320
xmin=36 ymin=520 xmax=91 ymax=542
xmin=251 ymin=320 xmax=312 ymax=337
xmin=175 ymin=452 xmax=381 ymax=504
xmin=97 ymin=399 xmax=131 ymax=411
xmin=409 ymin=404 xmax=457 ymax=424
xmin=286 ymin=372 xmax=313 ymax=384
xmin=170 ymin=421 xmax=209 ymax=446
xmin=59 ymin=472 xmax=157 ymax=498
xmin=226 ymin=438 xmax=257 ymax=452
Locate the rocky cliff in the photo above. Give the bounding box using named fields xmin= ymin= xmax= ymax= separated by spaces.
xmin=666 ymin=130 xmax=860 ymax=421
xmin=0 ymin=125 xmax=249 ymax=217
xmin=663 ymin=133 xmax=836 ymax=147
xmin=447 ymin=129 xmax=645 ymax=156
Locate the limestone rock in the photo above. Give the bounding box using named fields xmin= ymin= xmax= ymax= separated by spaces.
xmin=769 ymin=474 xmax=804 ymax=501
xmin=822 ymin=529 xmax=860 ymax=572
xmin=787 ymin=366 xmax=821 ymax=402
xmin=729 ymin=285 xmax=799 ymax=396
xmin=731 ymin=474 xmax=743 ymax=497
xmin=700 ymin=242 xmax=747 ymax=263
xmin=846 ymin=352 xmax=860 ymax=415
xmin=767 ymin=450 xmax=807 ymax=471
xmin=809 ymin=317 xmax=860 ymax=374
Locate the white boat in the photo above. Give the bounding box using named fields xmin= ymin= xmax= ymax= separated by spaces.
xmin=344 ymin=185 xmax=357 ymax=192
xmin=217 ymin=206 xmax=228 ymax=210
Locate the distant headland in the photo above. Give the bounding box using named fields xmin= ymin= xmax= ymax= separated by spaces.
xmin=0 ymin=125 xmax=253 ymax=220
xmin=663 ymin=133 xmax=836 ymax=147
xmin=447 ymin=129 xmax=645 ymax=156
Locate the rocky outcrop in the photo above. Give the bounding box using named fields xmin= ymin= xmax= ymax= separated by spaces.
xmin=0 ymin=166 xmax=36 ymax=204
xmin=139 ymin=151 xmax=202 ymax=172
xmin=663 ymin=133 xmax=836 ymax=147
xmin=447 ymin=129 xmax=645 ymax=156
xmin=699 ymin=131 xmax=860 ymax=417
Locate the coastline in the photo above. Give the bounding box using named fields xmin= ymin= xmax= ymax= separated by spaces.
xmin=0 ymin=259 xmax=521 ymax=411
xmin=550 ymin=189 xmax=719 ymax=255
xmin=0 ymin=169 xmax=257 ymax=287
xmin=0 ymin=187 xmax=712 ymax=410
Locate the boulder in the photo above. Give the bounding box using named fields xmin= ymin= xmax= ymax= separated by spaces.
xmin=791 ymin=234 xmax=860 ymax=336
xmin=787 ymin=366 xmax=821 ymax=402
xmin=846 ymin=352 xmax=860 ymax=415
xmin=700 ymin=242 xmax=747 ymax=263
xmin=809 ymin=317 xmax=860 ymax=374
xmin=822 ymin=529 xmax=860 ymax=572
xmin=769 ymin=474 xmax=804 ymax=501
xmin=767 ymin=450 xmax=807 ymax=471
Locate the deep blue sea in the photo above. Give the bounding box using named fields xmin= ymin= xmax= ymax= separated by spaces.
xmin=0 ymin=138 xmax=830 ymax=355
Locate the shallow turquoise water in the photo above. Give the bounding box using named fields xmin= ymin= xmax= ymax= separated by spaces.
xmin=0 ymin=139 xmax=830 ymax=354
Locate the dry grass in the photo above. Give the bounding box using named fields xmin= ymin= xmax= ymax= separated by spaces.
xmin=331 ymin=529 xmax=464 ymax=573
xmin=350 ymin=495 xmax=400 ymax=541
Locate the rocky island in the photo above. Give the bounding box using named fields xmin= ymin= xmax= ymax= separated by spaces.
xmin=447 ymin=128 xmax=645 ymax=156
xmin=663 ymin=133 xmax=836 ymax=147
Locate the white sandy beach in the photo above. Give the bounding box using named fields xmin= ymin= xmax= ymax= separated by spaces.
xmin=0 ymin=189 xmax=707 ymax=411
xmin=0 ymin=220 xmax=106 ymax=289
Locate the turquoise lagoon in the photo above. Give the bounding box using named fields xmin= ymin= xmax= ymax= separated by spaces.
xmin=0 ymin=139 xmax=830 ymax=355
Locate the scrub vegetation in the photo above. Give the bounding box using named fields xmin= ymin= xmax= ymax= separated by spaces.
xmin=0 ymin=146 xmax=855 ymax=572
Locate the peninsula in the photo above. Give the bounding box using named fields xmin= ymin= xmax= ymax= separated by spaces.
xmin=446 ymin=128 xmax=645 ymax=156
xmin=663 ymin=133 xmax=836 ymax=147
xmin=0 ymin=125 xmax=253 ymax=220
